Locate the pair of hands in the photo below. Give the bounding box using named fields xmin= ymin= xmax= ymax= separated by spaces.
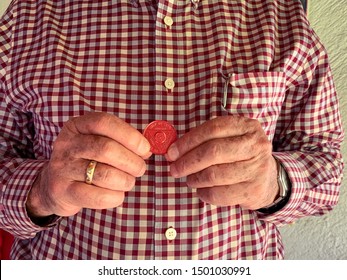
xmin=27 ymin=112 xmax=279 ymax=219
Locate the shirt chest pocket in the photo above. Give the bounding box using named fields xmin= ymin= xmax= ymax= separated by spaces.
xmin=222 ymin=72 xmax=287 ymax=135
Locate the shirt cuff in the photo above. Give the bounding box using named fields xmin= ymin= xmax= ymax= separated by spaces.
xmin=1 ymin=159 xmax=60 ymax=239
xmin=257 ymin=152 xmax=307 ymax=227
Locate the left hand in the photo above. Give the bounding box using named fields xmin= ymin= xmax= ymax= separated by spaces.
xmin=166 ymin=116 xmax=279 ymax=210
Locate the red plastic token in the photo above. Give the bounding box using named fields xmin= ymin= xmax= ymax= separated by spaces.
xmin=143 ymin=120 xmax=177 ymax=155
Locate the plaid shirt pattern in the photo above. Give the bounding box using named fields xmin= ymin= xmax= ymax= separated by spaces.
xmin=0 ymin=0 xmax=344 ymax=259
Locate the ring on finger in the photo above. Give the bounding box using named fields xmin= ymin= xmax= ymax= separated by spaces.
xmin=85 ymin=160 xmax=98 ymax=185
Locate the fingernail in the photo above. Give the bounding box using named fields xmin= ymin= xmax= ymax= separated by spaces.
xmin=167 ymin=144 xmax=179 ymax=161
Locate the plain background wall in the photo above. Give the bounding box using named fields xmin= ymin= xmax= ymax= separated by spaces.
xmin=0 ymin=0 xmax=346 ymax=259
xmin=0 ymin=1 xmax=9 ymax=16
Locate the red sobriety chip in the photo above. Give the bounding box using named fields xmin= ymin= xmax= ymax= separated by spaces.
xmin=143 ymin=120 xmax=177 ymax=155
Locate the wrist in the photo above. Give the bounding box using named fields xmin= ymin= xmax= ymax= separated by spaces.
xmin=26 ymin=169 xmax=54 ymax=223
xmin=257 ymin=159 xmax=291 ymax=214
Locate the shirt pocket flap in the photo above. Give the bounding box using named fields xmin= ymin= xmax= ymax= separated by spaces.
xmin=223 ymin=72 xmax=287 ymax=135
xmin=228 ymin=72 xmax=287 ymax=92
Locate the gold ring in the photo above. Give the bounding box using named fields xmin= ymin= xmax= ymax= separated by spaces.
xmin=85 ymin=160 xmax=97 ymax=184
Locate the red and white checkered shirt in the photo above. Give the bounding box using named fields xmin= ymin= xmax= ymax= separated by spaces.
xmin=0 ymin=0 xmax=344 ymax=259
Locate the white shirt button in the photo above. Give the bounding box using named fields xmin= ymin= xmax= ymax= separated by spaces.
xmin=165 ymin=227 xmax=177 ymax=241
xmin=164 ymin=78 xmax=175 ymax=90
xmin=164 ymin=16 xmax=174 ymax=27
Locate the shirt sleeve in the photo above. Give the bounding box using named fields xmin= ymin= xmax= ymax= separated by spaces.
xmin=258 ymin=26 xmax=344 ymax=226
xmin=0 ymin=3 xmax=55 ymax=239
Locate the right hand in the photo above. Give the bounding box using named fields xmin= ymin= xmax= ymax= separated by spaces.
xmin=26 ymin=112 xmax=152 ymax=218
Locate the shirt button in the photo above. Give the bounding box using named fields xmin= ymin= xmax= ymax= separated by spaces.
xmin=164 ymin=78 xmax=175 ymax=90
xmin=164 ymin=16 xmax=174 ymax=27
xmin=165 ymin=227 xmax=177 ymax=241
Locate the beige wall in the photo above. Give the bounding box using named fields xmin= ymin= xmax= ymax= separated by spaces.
xmin=1 ymin=0 xmax=347 ymax=259
xmin=0 ymin=1 xmax=10 ymax=16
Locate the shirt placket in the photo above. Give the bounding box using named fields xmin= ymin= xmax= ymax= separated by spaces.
xmin=152 ymin=0 xmax=181 ymax=259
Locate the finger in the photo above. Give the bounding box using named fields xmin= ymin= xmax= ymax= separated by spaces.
xmin=67 ymin=112 xmax=152 ymax=158
xmin=196 ymin=181 xmax=273 ymax=210
xmin=196 ymin=184 xmax=250 ymax=207
xmin=66 ymin=182 xmax=126 ymax=210
xmin=87 ymin=163 xmax=136 ymax=191
xmin=166 ymin=116 xmax=259 ymax=161
xmin=60 ymin=134 xmax=147 ymax=177
xmin=67 ymin=160 xmax=136 ymax=191
xmin=170 ymin=133 xmax=270 ymax=178
xmin=186 ymin=160 xmax=260 ymax=189
xmin=52 ymin=155 xmax=137 ymax=191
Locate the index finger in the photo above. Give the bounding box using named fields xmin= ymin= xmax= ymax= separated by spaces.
xmin=166 ymin=116 xmax=259 ymax=161
xmin=68 ymin=112 xmax=152 ymax=158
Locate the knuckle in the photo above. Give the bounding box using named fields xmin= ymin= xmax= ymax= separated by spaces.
xmin=48 ymin=158 xmax=65 ymax=173
xmin=205 ymin=168 xmax=217 ymax=185
xmin=94 ymin=167 xmax=112 ymax=184
xmin=209 ymin=120 xmax=224 ymax=136
xmin=175 ymin=158 xmax=188 ymax=175
xmin=197 ymin=188 xmax=217 ymax=205
xmin=63 ymin=117 xmax=78 ymax=132
xmin=248 ymin=118 xmax=262 ymax=130
xmin=97 ymin=138 xmax=113 ymax=155
xmin=88 ymin=112 xmax=112 ymax=131
xmin=120 ymin=157 xmax=144 ymax=178
xmin=207 ymin=141 xmax=222 ymax=159
xmin=248 ymin=131 xmax=271 ymax=156
xmin=259 ymin=137 xmax=272 ymax=155
xmin=94 ymin=166 xmax=136 ymax=191
xmin=52 ymin=138 xmax=73 ymax=158
xmin=187 ymin=172 xmax=209 ymax=188
xmin=123 ymin=175 xmax=136 ymax=190
xmin=117 ymin=150 xmax=146 ymax=177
